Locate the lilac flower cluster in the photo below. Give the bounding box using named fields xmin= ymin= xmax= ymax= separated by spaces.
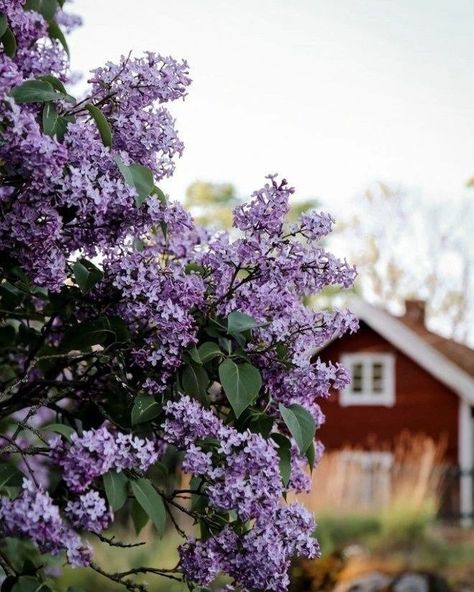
xmin=88 ymin=53 xmax=191 ymax=111
xmin=180 ymin=504 xmax=318 ymax=592
xmin=52 ymin=426 xmax=161 ymax=492
xmin=0 ymin=2 xmax=191 ymax=291
xmin=0 ymin=1 xmax=358 ymax=587
xmin=164 ymin=396 xmax=282 ymax=520
xmin=0 ymin=480 xmax=91 ymax=566
xmin=194 ymin=175 xmax=357 ymax=445
xmin=65 ymin=490 xmax=112 ymax=533
xmin=0 ymin=0 xmax=68 ymax=81
xmin=105 ymin=247 xmax=205 ymax=383
xmin=164 ymin=396 xmax=318 ymax=590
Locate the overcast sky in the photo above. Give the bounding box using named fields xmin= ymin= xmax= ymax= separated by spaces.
xmin=69 ymin=0 xmax=474 ymax=210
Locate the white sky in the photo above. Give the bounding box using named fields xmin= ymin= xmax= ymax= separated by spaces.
xmin=69 ymin=0 xmax=474 ymax=209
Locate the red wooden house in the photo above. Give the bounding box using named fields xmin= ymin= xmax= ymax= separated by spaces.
xmin=317 ymin=299 xmax=474 ymax=524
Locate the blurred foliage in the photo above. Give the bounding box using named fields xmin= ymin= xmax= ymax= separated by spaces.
xmin=184 ymin=180 xmax=320 ymax=231
xmin=334 ymin=181 xmax=474 ymax=342
xmin=316 ymin=514 xmax=381 ymax=555
xmin=184 ymin=180 xmax=239 ymax=229
xmin=290 ymin=511 xmax=474 ymax=592
xmin=59 ymin=527 xmax=186 ymax=592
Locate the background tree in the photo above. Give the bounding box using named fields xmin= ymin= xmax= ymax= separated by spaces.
xmin=185 ymin=180 xmax=320 ymax=231
xmin=332 ymin=181 xmax=474 ymax=342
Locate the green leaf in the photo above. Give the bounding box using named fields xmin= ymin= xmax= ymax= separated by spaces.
xmin=59 ymin=318 xmax=112 ymax=352
xmin=197 ymin=341 xmax=222 ymax=364
xmin=218 ymin=359 xmax=262 ymax=418
xmin=38 ymin=74 xmax=67 ymax=94
xmin=107 ymin=315 xmax=130 ymax=343
xmin=187 ymin=345 xmax=202 ymax=365
xmin=86 ymin=104 xmax=113 ymax=148
xmin=10 ymin=80 xmax=62 ymax=104
xmin=131 ymin=498 xmax=149 ymax=535
xmin=24 ymin=0 xmax=58 ymax=21
xmin=103 ymin=470 xmax=128 ymax=511
xmin=0 ymin=463 xmax=24 ymax=490
xmin=181 ymin=364 xmax=209 ymax=403
xmin=1 ymin=26 xmax=16 ymax=58
xmin=72 ymin=259 xmax=103 ymax=293
xmin=130 ymin=478 xmax=166 ymax=536
xmin=54 ymin=114 xmax=74 ymax=141
xmin=306 ymin=440 xmax=316 ymax=472
xmin=43 ymin=423 xmax=74 ymax=441
xmin=152 ymin=185 xmax=167 ymax=205
xmin=184 ymin=263 xmax=206 ymax=275
xmin=11 ymin=576 xmax=43 ymax=592
xmin=131 ymin=395 xmax=161 ymax=425
xmin=249 ymin=413 xmax=274 ymax=438
xmin=0 ymin=325 xmax=15 ymax=348
xmin=42 ymin=102 xmax=58 ymax=136
xmin=279 ymin=403 xmax=315 ymax=454
xmin=115 ymin=156 xmax=154 ymax=207
xmin=47 ymin=20 xmax=69 ymax=55
xmin=227 ymin=311 xmax=260 ymax=334
xmin=271 ymin=433 xmax=292 ymax=487
xmin=0 ymin=14 xmax=7 ymax=39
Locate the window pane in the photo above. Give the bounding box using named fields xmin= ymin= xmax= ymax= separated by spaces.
xmin=352 ymin=362 xmax=363 ymax=392
xmin=372 ymin=362 xmax=384 ymax=393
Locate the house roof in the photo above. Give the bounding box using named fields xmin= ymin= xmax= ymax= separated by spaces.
xmin=346 ymin=299 xmax=474 ymax=406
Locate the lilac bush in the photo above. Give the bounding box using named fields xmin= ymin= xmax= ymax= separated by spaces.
xmin=0 ymin=2 xmax=357 ymax=591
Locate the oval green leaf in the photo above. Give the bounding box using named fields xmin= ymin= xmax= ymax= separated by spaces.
xmin=103 ymin=470 xmax=128 ymax=511
xmin=271 ymin=433 xmax=292 ymax=487
xmin=47 ymin=20 xmax=69 ymax=55
xmin=0 ymin=14 xmax=7 ymax=39
xmin=86 ymin=104 xmax=113 ymax=148
xmin=131 ymin=395 xmax=161 ymax=425
xmin=226 ymin=311 xmax=260 ymax=334
xmin=72 ymin=259 xmax=103 ymax=293
xmin=218 ymin=359 xmax=262 ymax=418
xmin=43 ymin=423 xmax=74 ymax=441
xmin=131 ymin=478 xmax=166 ymax=537
xmin=10 ymin=80 xmax=60 ymax=104
xmin=2 ymin=26 xmax=17 ymax=58
xmin=197 ymin=341 xmax=222 ymax=364
xmin=42 ymin=102 xmax=58 ymax=136
xmin=181 ymin=363 xmax=209 ymax=404
xmin=0 ymin=463 xmax=24 ymax=490
xmin=279 ymin=403 xmax=315 ymax=454
xmin=115 ymin=156 xmax=155 ymax=207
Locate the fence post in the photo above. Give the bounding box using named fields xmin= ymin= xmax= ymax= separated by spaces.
xmin=459 ymin=400 xmax=473 ymax=527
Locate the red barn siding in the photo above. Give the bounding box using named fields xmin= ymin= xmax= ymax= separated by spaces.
xmin=317 ymin=322 xmax=459 ymax=463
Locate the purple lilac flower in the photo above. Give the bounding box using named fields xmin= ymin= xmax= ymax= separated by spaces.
xmin=180 ymin=505 xmax=318 ymax=592
xmin=233 ymin=175 xmax=293 ymax=237
xmin=0 ymin=480 xmax=91 ymax=566
xmin=104 ymin=248 xmax=205 ymax=384
xmin=51 ymin=426 xmax=161 ymax=492
xmin=180 ymin=528 xmax=238 ymax=586
xmin=88 ymin=53 xmax=191 ymax=111
xmin=164 ymin=396 xmax=283 ymax=521
xmin=65 ymin=490 xmax=112 ymax=533
xmin=162 ymin=395 xmax=222 ymax=446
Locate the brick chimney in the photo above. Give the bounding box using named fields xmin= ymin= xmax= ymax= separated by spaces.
xmin=404 ymin=299 xmax=426 ymax=325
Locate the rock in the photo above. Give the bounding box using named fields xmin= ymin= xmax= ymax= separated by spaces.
xmin=333 ymin=571 xmax=392 ymax=592
xmin=392 ymin=574 xmax=429 ymax=592
xmin=390 ymin=572 xmax=451 ymax=592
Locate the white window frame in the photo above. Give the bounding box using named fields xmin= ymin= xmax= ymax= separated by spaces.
xmin=340 ymin=353 xmax=395 ymax=407
xmin=339 ymin=451 xmax=394 ymax=508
